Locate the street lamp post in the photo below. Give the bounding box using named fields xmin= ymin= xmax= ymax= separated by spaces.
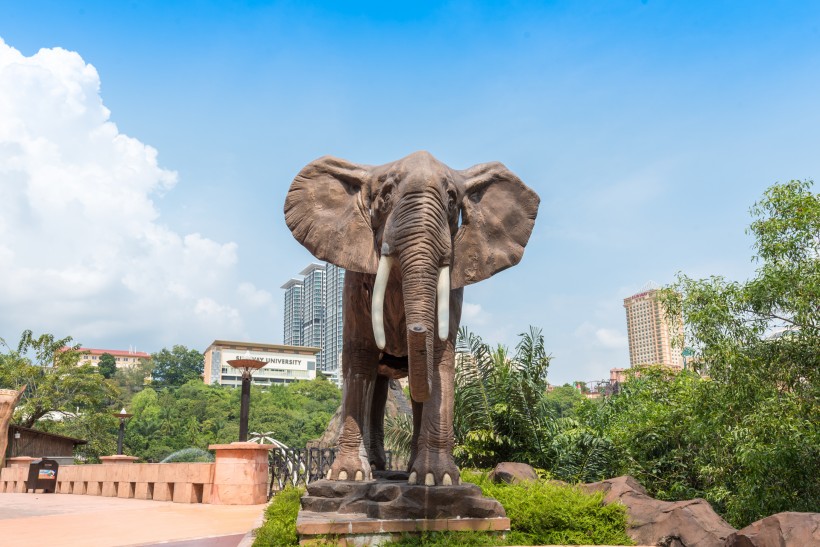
xmin=227 ymin=355 xmax=267 ymax=442
xmin=114 ymin=408 xmax=133 ymax=455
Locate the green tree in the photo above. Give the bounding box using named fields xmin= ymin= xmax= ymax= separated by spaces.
xmin=0 ymin=330 xmax=119 ymax=428
xmin=113 ymin=358 xmax=154 ymax=403
xmin=583 ymin=180 xmax=820 ymax=526
xmin=582 ymin=366 xmax=703 ymax=500
xmin=657 ymin=180 xmax=820 ymax=526
xmin=544 ymin=385 xmax=587 ymax=419
xmin=150 ymin=345 xmax=204 ymax=388
xmin=97 ymin=352 xmax=117 ymax=379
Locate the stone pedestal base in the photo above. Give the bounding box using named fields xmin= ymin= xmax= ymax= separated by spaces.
xmin=208 ymin=442 xmax=273 ymax=505
xmin=297 ymin=471 xmax=509 ymax=545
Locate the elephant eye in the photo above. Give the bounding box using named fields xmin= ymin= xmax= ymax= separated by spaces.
xmin=447 ymin=191 xmax=457 ymax=214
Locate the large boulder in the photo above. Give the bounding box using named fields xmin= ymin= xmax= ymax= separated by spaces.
xmin=726 ymin=512 xmax=820 ymax=547
xmin=585 ymin=476 xmax=736 ymax=547
xmin=488 ymin=462 xmax=539 ymax=484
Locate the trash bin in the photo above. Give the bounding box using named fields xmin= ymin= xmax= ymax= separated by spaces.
xmin=26 ymin=459 xmax=59 ymax=493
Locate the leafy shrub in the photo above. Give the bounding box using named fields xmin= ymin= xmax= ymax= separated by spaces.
xmin=253 ymin=486 xmax=303 ymax=546
xmin=462 ymin=470 xmax=633 ymax=546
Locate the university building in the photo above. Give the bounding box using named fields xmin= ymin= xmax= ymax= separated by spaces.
xmin=77 ymin=348 xmax=151 ymax=368
xmin=623 ymin=286 xmax=683 ymax=369
xmin=202 ymin=340 xmax=319 ymax=388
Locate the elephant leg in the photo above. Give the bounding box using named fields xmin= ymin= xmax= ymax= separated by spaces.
xmin=368 ymin=374 xmax=389 ymax=471
xmin=407 ymin=399 xmax=423 ymax=472
xmin=328 ymin=342 xmax=379 ymax=481
xmin=408 ymin=340 xmax=460 ymax=486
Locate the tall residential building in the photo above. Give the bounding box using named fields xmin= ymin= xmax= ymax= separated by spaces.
xmin=300 ymin=263 xmax=326 ymax=355
xmin=323 ymin=263 xmax=345 ymax=377
xmin=623 ymin=286 xmax=684 ymax=368
xmin=281 ymin=278 xmax=304 ymax=346
xmin=282 ymin=262 xmax=346 ymax=386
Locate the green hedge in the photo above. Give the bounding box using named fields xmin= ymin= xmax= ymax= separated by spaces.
xmin=254 ymin=486 xmax=303 ymax=547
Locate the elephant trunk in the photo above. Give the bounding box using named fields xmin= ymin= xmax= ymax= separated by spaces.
xmin=371 ymin=188 xmax=451 ymax=403
xmin=401 ymin=252 xmax=438 ymax=402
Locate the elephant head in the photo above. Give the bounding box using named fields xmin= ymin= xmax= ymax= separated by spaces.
xmin=285 ymin=151 xmax=539 ymax=401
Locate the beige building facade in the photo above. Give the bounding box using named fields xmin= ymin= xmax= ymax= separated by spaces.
xmin=77 ymin=348 xmax=150 ymax=368
xmin=203 ymin=340 xmax=320 ymax=388
xmin=623 ymin=288 xmax=683 ymax=368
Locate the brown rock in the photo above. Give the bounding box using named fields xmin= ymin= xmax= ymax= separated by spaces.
xmin=726 ymin=512 xmax=820 ymax=547
xmin=584 ymin=476 xmax=736 ymax=547
xmin=488 ymin=462 xmax=538 ymax=484
xmin=302 ymin=475 xmax=506 ymax=520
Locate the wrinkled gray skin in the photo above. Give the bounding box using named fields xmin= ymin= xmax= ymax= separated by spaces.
xmin=285 ymin=151 xmax=539 ymax=486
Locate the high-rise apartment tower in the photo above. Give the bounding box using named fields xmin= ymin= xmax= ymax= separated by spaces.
xmin=300 ymin=263 xmax=325 ymax=362
xmin=281 ymin=278 xmax=303 ymax=346
xmin=282 ymin=262 xmax=346 ymax=386
xmin=323 ymin=263 xmax=345 ymax=376
xmin=623 ymin=287 xmax=683 ymax=368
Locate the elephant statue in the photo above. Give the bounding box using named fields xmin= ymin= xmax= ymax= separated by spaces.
xmin=285 ymin=151 xmax=539 ymax=486
xmin=0 ymin=386 xmax=25 ymax=468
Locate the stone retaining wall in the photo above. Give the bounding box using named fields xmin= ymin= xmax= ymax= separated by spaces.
xmin=0 ymin=442 xmax=273 ymax=505
xmin=0 ymin=460 xmax=214 ymax=503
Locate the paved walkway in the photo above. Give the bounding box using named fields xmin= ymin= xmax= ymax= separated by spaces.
xmin=0 ymin=493 xmax=267 ymax=547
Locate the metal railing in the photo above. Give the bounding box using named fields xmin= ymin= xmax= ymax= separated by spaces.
xmin=269 ymin=447 xmax=394 ymax=497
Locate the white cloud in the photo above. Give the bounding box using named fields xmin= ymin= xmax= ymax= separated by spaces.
xmin=237 ymin=282 xmax=274 ymax=309
xmin=574 ymin=321 xmax=628 ymax=349
xmin=594 ymin=328 xmax=628 ymax=349
xmin=0 ymin=38 xmax=271 ymax=348
xmin=461 ymin=302 xmax=491 ymax=326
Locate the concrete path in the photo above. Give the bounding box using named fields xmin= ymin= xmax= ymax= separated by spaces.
xmin=0 ymin=493 xmax=266 ymax=547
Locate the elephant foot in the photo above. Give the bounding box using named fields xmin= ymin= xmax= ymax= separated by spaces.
xmin=327 ymin=451 xmax=371 ymax=481
xmin=407 ymin=449 xmax=460 ymax=486
xmin=370 ymin=454 xmax=386 ymax=471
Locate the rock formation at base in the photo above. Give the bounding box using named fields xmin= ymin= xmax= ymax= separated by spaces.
xmin=726 ymin=512 xmax=820 ymax=547
xmin=301 ymin=471 xmax=506 ymax=520
xmin=489 ymin=461 xmax=539 ymax=484
xmin=585 ymin=475 xmax=735 ymax=547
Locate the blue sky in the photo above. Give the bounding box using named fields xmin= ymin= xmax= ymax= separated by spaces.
xmin=1 ymin=1 xmax=819 ymax=385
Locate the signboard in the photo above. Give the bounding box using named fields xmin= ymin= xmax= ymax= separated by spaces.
xmin=220 ymin=349 xmax=315 ymax=371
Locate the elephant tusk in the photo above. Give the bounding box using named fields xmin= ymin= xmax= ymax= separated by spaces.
xmin=372 ymin=255 xmax=393 ymax=350
xmin=437 ymin=266 xmax=450 ymax=341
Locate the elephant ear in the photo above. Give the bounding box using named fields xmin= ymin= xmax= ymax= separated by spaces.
xmin=452 ymin=161 xmax=540 ymax=289
xmin=284 ymin=156 xmax=379 ymax=274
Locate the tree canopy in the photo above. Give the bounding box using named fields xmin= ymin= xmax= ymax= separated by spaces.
xmin=0 ymin=330 xmax=118 ymax=428
xmin=649 ymin=179 xmax=820 ymax=525
xmin=97 ymin=353 xmax=117 ymax=379
xmin=150 ymin=345 xmax=204 ymax=388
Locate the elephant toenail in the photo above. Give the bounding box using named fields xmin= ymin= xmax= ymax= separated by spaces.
xmin=442 ymin=473 xmax=452 ymax=485
xmin=425 ymin=473 xmax=435 ymax=486
xmin=326 ymin=469 xmax=332 ymax=479
xmin=338 ymin=470 xmax=348 ymax=480
xmin=408 ymin=471 xmax=417 ymax=485
xmin=355 ymin=470 xmax=363 ymax=481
